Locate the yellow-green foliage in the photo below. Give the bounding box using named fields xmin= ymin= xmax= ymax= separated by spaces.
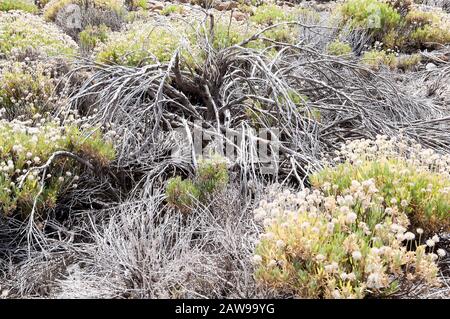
xmin=251 ymin=4 xmax=287 ymax=25
xmin=0 ymin=62 xmax=57 ymax=118
xmin=165 ymin=176 xmax=200 ymax=214
xmin=95 ymin=21 xmax=198 ymax=66
xmin=310 ymin=136 xmax=450 ymax=234
xmin=128 ymin=0 xmax=147 ymax=10
xmin=326 ymin=40 xmax=353 ymax=56
xmin=0 ymin=119 xmax=115 ymax=218
xmin=253 ymin=182 xmax=440 ymax=298
xmin=340 ymin=0 xmax=401 ymax=29
xmin=361 ymin=50 xmax=421 ymax=70
xmin=195 ymin=155 xmax=229 ymax=197
xmin=361 ymin=50 xmax=398 ymax=70
xmin=79 ymin=24 xmax=110 ymax=51
xmin=160 ymin=4 xmax=184 ymax=16
xmin=0 ymin=0 xmax=38 ymax=13
xmin=396 ymin=53 xmax=421 ymax=70
xmin=43 ymin=0 xmax=124 ymax=21
xmin=340 ymin=0 xmax=450 ymax=50
xmin=166 ymin=155 xmax=229 ymax=213
xmin=0 ymin=11 xmax=78 ymax=58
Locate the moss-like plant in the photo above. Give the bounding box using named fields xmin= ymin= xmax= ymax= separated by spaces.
xmin=326 ymin=40 xmax=353 ymax=56
xmin=0 ymin=0 xmax=38 ymax=13
xmin=165 ymin=176 xmax=200 ymax=214
xmin=165 ymin=155 xmax=229 ymax=213
xmin=0 ymin=119 xmax=115 ymax=218
xmin=0 ymin=11 xmax=78 ymax=58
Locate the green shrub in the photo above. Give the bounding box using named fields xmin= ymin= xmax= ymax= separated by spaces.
xmin=340 ymin=0 xmax=402 ymax=30
xmin=310 ymin=136 xmax=450 ymax=234
xmin=195 ymin=155 xmax=229 ymax=197
xmin=339 ymin=0 xmax=450 ymax=50
xmin=0 ymin=119 xmax=115 ymax=218
xmin=253 ymin=182 xmax=441 ymax=298
xmin=0 ymin=0 xmax=38 ymax=13
xmin=361 ymin=50 xmax=398 ymax=70
xmin=0 ymin=11 xmax=78 ymax=58
xmin=251 ymin=4 xmax=287 ymax=25
xmin=95 ymin=21 xmax=199 ymax=66
xmin=0 ymin=61 xmax=58 ymax=119
xmin=165 ymin=176 xmax=200 ymax=214
xmin=396 ymin=53 xmax=421 ymax=70
xmin=79 ymin=24 xmax=110 ymax=51
xmin=160 ymin=4 xmax=184 ymax=16
xmin=326 ymin=40 xmax=353 ymax=56
xmin=165 ymin=155 xmax=229 ymax=213
xmin=43 ymin=0 xmax=124 ymax=21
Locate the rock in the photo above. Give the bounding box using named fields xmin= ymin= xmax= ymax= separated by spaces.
xmin=215 ymin=1 xmax=238 ymax=11
xmin=233 ymin=11 xmax=247 ymax=21
xmin=148 ymin=1 xmax=164 ymax=11
xmin=426 ymin=63 xmax=437 ymax=71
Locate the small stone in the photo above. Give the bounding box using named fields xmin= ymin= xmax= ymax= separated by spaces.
xmin=215 ymin=1 xmax=238 ymax=11
xmin=426 ymin=63 xmax=437 ymax=71
xmin=233 ymin=12 xmax=247 ymax=21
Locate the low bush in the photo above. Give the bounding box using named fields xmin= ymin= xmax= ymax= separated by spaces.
xmin=43 ymin=0 xmax=124 ymax=21
xmin=95 ymin=21 xmax=198 ymax=66
xmin=310 ymin=136 xmax=450 ymax=234
xmin=0 ymin=118 xmax=115 ymax=218
xmin=0 ymin=0 xmax=38 ymax=13
xmin=160 ymin=4 xmax=184 ymax=16
xmin=165 ymin=176 xmax=200 ymax=213
xmin=79 ymin=24 xmax=110 ymax=52
xmin=253 ymin=182 xmax=441 ymax=298
xmin=166 ymin=155 xmax=229 ymax=213
xmin=326 ymin=40 xmax=353 ymax=56
xmin=0 ymin=11 xmax=78 ymax=59
xmin=361 ymin=50 xmax=398 ymax=70
xmin=339 ymin=0 xmax=450 ymax=50
xmin=0 ymin=61 xmax=60 ymax=119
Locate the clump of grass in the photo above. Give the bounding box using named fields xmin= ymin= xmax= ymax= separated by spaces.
xmin=79 ymin=24 xmax=110 ymax=52
xmin=166 ymin=155 xmax=229 ymax=213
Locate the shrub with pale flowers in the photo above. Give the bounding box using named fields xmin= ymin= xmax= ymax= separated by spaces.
xmin=311 ymin=135 xmax=450 ymax=234
xmin=0 ymin=118 xmax=115 ymax=218
xmin=253 ymin=182 xmax=441 ymax=298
